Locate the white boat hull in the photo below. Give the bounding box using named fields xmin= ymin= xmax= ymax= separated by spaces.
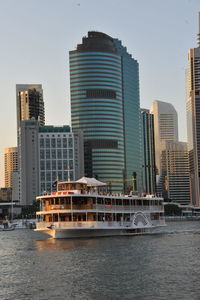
xmin=35 ymin=226 xmax=162 ymax=239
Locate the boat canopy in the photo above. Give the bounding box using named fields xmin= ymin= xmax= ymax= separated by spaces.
xmin=76 ymin=177 xmax=107 ymax=187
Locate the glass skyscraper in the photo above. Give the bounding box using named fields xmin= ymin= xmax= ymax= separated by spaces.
xmin=69 ymin=32 xmax=140 ymax=192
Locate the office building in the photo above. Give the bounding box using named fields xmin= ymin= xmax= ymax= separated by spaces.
xmin=160 ymin=141 xmax=190 ymax=205
xmin=70 ymin=31 xmax=141 ymax=192
xmin=16 ymin=84 xmax=45 ymax=130
xmin=38 ymin=126 xmax=84 ymax=193
xmin=141 ymin=109 xmax=156 ymax=195
xmin=150 ymin=100 xmax=178 ymax=191
xmin=4 ymin=147 xmax=18 ymax=188
xmin=18 ymin=120 xmax=39 ymax=206
xmin=186 ymin=12 xmax=200 ymax=206
xmin=18 ymin=120 xmax=84 ymax=205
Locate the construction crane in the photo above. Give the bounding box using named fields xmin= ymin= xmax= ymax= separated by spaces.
xmin=104 ymin=173 xmax=137 ymax=194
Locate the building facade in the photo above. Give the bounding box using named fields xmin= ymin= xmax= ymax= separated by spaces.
xmin=150 ymin=100 xmax=178 ymax=192
xmin=16 ymin=84 xmax=45 ymax=129
xmin=70 ymin=31 xmax=141 ymax=193
xmin=186 ymin=12 xmax=200 ymax=206
xmin=160 ymin=141 xmax=190 ymax=205
xmin=18 ymin=120 xmax=84 ymax=205
xmin=18 ymin=120 xmax=39 ymax=206
xmin=4 ymin=147 xmax=18 ymax=188
xmin=38 ymin=126 xmax=84 ymax=193
xmin=141 ymin=109 xmax=156 ymax=195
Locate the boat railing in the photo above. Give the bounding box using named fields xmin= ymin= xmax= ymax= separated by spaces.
xmin=36 ymin=221 xmax=133 ymax=229
xmin=93 ymin=204 xmax=164 ymax=212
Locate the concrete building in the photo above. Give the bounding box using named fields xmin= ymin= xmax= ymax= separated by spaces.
xmin=18 ymin=120 xmax=84 ymax=205
xmin=150 ymin=100 xmax=178 ymax=191
xmin=70 ymin=31 xmax=141 ymax=193
xmin=141 ymin=109 xmax=156 ymax=195
xmin=160 ymin=141 xmax=190 ymax=205
xmin=16 ymin=84 xmax=45 ymax=130
xmin=18 ymin=120 xmax=39 ymax=206
xmin=4 ymin=147 xmax=18 ymax=188
xmin=12 ymin=171 xmax=20 ymax=203
xmin=38 ymin=126 xmax=84 ymax=193
xmin=186 ymin=12 xmax=200 ymax=206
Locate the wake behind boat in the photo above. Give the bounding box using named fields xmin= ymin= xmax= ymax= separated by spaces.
xmin=35 ymin=177 xmax=165 ymax=238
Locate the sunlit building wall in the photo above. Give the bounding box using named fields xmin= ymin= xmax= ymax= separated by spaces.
xmin=160 ymin=141 xmax=190 ymax=205
xmin=4 ymin=147 xmax=18 ymax=188
xmin=16 ymin=84 xmax=45 ymax=129
xmin=186 ymin=12 xmax=200 ymax=206
xmin=150 ymin=100 xmax=178 ymax=193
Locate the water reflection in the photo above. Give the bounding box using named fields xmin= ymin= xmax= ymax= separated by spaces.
xmin=35 ymin=237 xmax=98 ymax=251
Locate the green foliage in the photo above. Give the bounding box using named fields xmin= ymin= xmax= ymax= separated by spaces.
xmin=164 ymin=204 xmax=182 ymax=216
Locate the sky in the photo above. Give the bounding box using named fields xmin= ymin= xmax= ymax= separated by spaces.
xmin=0 ymin=0 xmax=199 ymax=186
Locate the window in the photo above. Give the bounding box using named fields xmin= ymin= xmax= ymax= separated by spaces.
xmin=46 ymin=150 xmax=50 ymax=159
xmin=69 ymin=160 xmax=73 ymax=169
xmin=51 ymin=138 xmax=56 ymax=148
xmin=45 ymin=138 xmax=50 ymax=148
xmin=86 ymin=89 xmax=116 ymax=99
xmin=58 ymin=160 xmax=62 ymax=170
xmin=69 ymin=149 xmax=73 ymax=159
xmin=46 ymin=172 xmax=51 ymax=181
xmin=40 ymin=139 xmax=44 ymax=148
xmin=57 ymin=138 xmax=62 ymax=148
xmin=68 ymin=138 xmax=73 ymax=148
xmin=51 ymin=149 xmax=56 ymax=159
xmin=63 ymin=149 xmax=67 ymax=159
xmin=63 ymin=138 xmax=67 ymax=148
xmin=57 ymin=149 xmax=62 ymax=159
xmin=63 ymin=160 xmax=68 ymax=169
xmin=40 ymin=150 xmax=44 ymax=159
xmin=52 ymin=160 xmax=56 ymax=170
xmin=46 ymin=160 xmax=51 ymax=170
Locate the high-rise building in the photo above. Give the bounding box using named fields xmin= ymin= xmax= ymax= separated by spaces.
xmin=186 ymin=12 xmax=200 ymax=206
xmin=4 ymin=147 xmax=18 ymax=188
xmin=69 ymin=31 xmax=141 ymax=193
xmin=140 ymin=109 xmax=156 ymax=195
xmin=160 ymin=141 xmax=190 ymax=205
xmin=150 ymin=100 xmax=178 ymax=185
xmin=16 ymin=84 xmax=45 ymax=129
xmin=18 ymin=120 xmax=39 ymax=206
xmin=18 ymin=120 xmax=84 ymax=205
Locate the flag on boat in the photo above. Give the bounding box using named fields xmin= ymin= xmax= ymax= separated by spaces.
xmin=52 ymin=179 xmax=58 ymax=187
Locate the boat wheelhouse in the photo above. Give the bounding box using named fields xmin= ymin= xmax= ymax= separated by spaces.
xmin=35 ymin=178 xmax=165 ymax=238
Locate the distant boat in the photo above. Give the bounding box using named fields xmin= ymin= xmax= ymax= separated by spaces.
xmin=0 ymin=220 xmax=15 ymax=231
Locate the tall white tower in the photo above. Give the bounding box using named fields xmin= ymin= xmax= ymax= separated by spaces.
xmin=150 ymin=100 xmax=178 ymax=179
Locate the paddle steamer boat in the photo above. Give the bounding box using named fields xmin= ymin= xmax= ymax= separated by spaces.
xmin=35 ymin=178 xmax=165 ymax=238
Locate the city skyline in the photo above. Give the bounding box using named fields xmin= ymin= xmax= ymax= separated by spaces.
xmin=0 ymin=0 xmax=200 ymax=186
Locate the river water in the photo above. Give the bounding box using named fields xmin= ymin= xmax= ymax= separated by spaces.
xmin=0 ymin=221 xmax=200 ymax=300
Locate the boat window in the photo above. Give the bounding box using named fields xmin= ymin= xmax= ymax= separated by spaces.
xmin=60 ymin=198 xmax=64 ymax=205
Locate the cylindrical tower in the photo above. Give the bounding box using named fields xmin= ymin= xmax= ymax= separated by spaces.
xmin=69 ymin=32 xmax=124 ymax=192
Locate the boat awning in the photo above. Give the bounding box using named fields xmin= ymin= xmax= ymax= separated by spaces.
xmin=76 ymin=177 xmax=107 ymax=187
